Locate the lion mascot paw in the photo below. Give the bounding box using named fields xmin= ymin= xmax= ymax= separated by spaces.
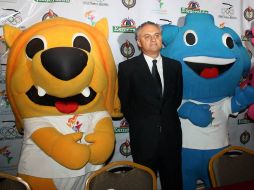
xmin=4 ymin=17 xmax=121 ymax=190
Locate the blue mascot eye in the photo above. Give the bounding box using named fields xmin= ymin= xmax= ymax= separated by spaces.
xmin=222 ymin=33 xmax=234 ymax=49
xmin=184 ymin=30 xmax=198 ymax=46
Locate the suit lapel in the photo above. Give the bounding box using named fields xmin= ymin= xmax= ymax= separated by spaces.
xmin=137 ymin=54 xmax=153 ymax=80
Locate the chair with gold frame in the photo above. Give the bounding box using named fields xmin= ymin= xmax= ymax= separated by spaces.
xmin=0 ymin=172 xmax=31 ymax=190
xmin=209 ymin=146 xmax=254 ymax=187
xmin=85 ymin=160 xmax=157 ymax=190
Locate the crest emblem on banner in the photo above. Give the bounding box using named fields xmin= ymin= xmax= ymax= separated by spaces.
xmin=120 ymin=40 xmax=135 ymax=59
xmin=244 ymin=6 xmax=254 ymax=22
xmin=122 ymin=0 xmax=136 ymax=9
xmin=120 ymin=139 xmax=131 ymax=157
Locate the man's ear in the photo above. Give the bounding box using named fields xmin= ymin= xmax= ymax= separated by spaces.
xmin=137 ymin=40 xmax=141 ymax=47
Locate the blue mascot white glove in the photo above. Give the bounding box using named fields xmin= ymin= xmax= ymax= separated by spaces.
xmin=178 ymin=101 xmax=212 ymax=127
xmin=231 ymin=86 xmax=254 ymax=113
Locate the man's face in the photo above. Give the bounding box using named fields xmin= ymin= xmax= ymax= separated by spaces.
xmin=137 ymin=24 xmax=162 ymax=56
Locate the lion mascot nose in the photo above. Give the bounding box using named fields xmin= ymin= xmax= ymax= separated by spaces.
xmin=41 ymin=47 xmax=88 ymax=80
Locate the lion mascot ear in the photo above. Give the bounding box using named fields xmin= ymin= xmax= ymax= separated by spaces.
xmin=94 ymin=18 xmax=108 ymax=39
xmin=4 ymin=25 xmax=22 ymax=46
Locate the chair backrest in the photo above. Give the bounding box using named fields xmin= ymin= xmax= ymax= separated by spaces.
xmin=0 ymin=172 xmax=31 ymax=190
xmin=85 ymin=160 xmax=157 ymax=190
xmin=209 ymin=146 xmax=254 ymax=187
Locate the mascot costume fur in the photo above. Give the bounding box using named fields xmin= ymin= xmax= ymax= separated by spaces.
xmin=161 ymin=13 xmax=254 ymax=190
xmin=4 ymin=17 xmax=121 ymax=190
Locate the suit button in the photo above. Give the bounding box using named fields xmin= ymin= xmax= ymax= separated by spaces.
xmin=157 ymin=125 xmax=162 ymax=132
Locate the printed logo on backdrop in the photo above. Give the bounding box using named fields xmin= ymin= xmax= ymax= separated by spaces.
xmin=0 ymin=8 xmax=23 ymax=26
xmin=114 ymin=118 xmax=129 ymax=133
xmin=240 ymin=130 xmax=250 ymax=145
xmin=42 ymin=9 xmax=58 ymax=20
xmin=122 ymin=0 xmax=136 ymax=9
xmin=84 ymin=11 xmax=97 ymax=26
xmin=112 ymin=18 xmax=136 ymax=33
xmin=244 ymin=6 xmax=254 ymax=22
xmin=120 ymin=40 xmax=135 ymax=59
xmin=151 ymin=0 xmax=167 ymax=14
xmin=119 ymin=139 xmax=131 ymax=157
xmin=34 ymin=0 xmax=70 ymax=2
xmin=237 ymin=115 xmax=254 ymax=125
xmin=181 ymin=1 xmax=208 ymax=14
xmin=0 ymin=120 xmax=23 ymax=140
xmin=83 ymin=0 xmax=109 ymax=6
xmin=218 ymin=3 xmax=237 ymax=19
xmin=0 ymin=146 xmax=13 ymax=164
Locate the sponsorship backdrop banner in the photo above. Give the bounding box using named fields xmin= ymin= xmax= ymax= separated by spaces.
xmin=0 ymin=0 xmax=254 ymax=176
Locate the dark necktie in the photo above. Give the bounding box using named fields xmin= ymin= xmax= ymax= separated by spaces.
xmin=152 ymin=59 xmax=162 ymax=96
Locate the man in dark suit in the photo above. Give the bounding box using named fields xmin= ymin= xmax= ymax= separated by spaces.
xmin=118 ymin=21 xmax=183 ymax=190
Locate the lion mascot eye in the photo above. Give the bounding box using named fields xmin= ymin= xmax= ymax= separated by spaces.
xmin=73 ymin=33 xmax=91 ymax=52
xmin=26 ymin=35 xmax=46 ymax=59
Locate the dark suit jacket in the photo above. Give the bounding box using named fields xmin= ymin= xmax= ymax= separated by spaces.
xmin=118 ymin=53 xmax=183 ymax=160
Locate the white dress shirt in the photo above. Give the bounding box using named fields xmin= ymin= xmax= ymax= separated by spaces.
xmin=143 ymin=54 xmax=164 ymax=93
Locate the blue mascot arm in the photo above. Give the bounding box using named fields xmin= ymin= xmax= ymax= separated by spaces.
xmin=178 ymin=101 xmax=212 ymax=127
xmin=231 ymin=86 xmax=254 ymax=113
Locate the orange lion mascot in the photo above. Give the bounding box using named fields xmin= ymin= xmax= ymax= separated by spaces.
xmin=4 ymin=17 xmax=121 ymax=190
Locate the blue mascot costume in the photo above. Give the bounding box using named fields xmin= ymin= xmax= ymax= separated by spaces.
xmin=161 ymin=13 xmax=254 ymax=190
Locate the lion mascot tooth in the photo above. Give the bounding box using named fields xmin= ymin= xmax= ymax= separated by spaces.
xmin=4 ymin=17 xmax=122 ymax=190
